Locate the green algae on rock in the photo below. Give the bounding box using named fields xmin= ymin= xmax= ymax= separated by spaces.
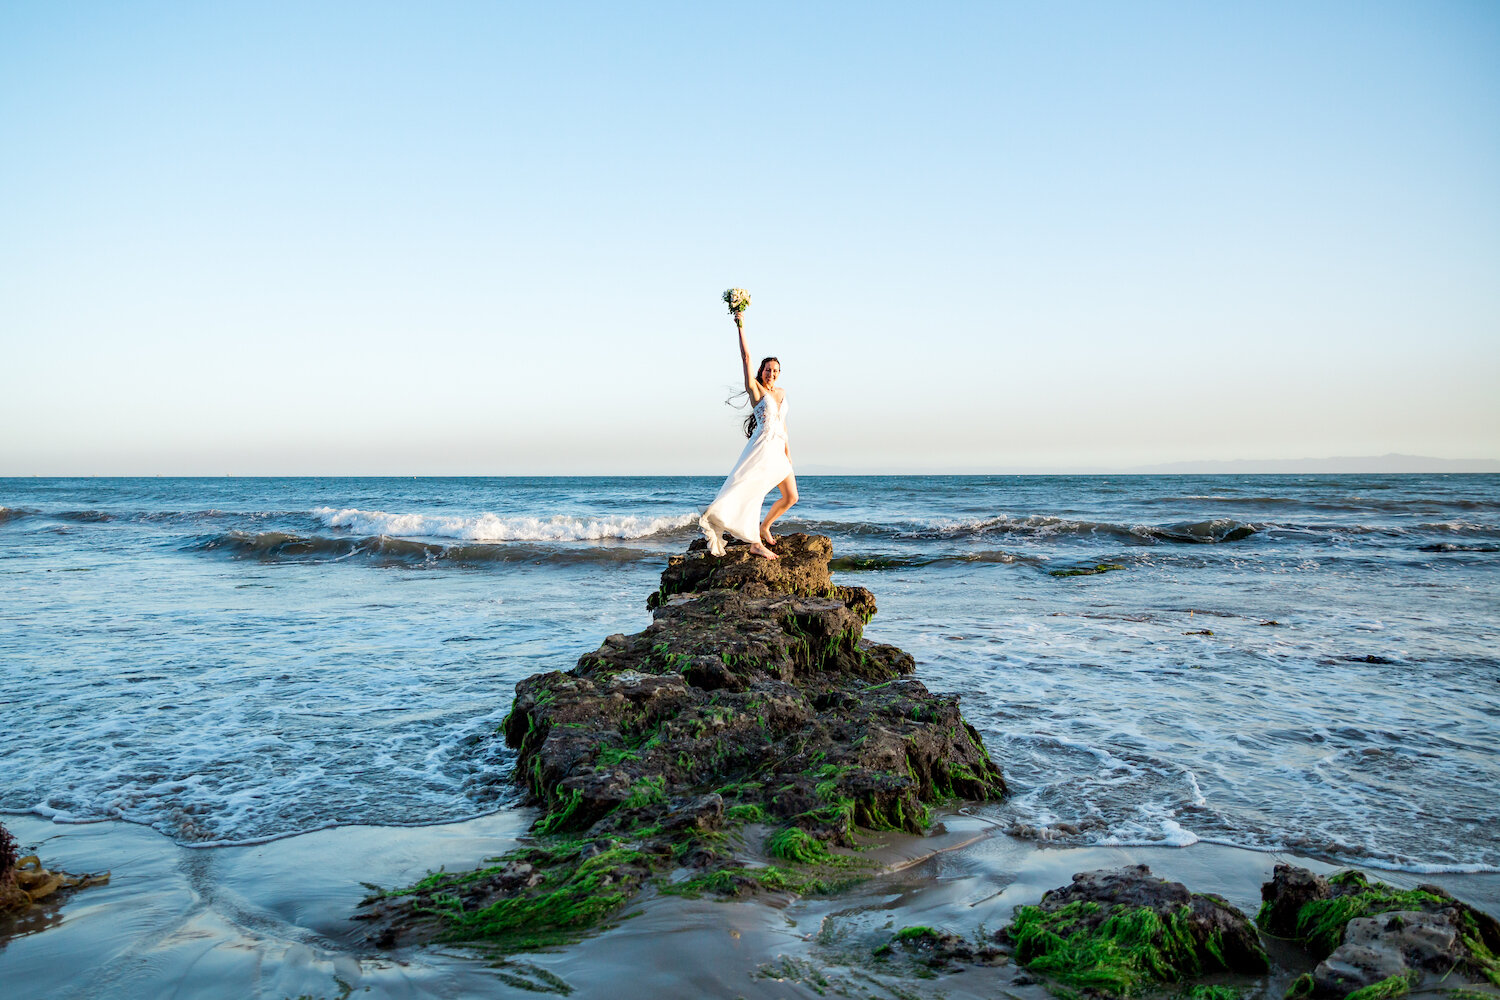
xmin=1259 ymin=865 xmax=1500 ymax=998
xmin=647 ymin=533 xmax=873 ymax=614
xmin=1185 ymin=986 xmax=1245 ymax=1000
xmin=1259 ymin=866 xmax=1463 ymax=956
xmin=387 ymin=839 xmax=656 ymax=952
xmin=1049 ymin=562 xmax=1127 ymax=577
xmin=999 ymin=865 xmax=1269 ymax=996
xmin=356 ymin=533 xmax=1007 ymax=953
xmin=872 ymin=924 xmax=1007 ymax=971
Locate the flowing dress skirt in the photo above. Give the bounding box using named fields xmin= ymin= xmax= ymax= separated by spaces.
xmin=699 ymin=395 xmax=791 ymax=556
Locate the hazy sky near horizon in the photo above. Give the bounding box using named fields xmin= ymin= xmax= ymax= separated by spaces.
xmin=2 ymin=1 xmax=1497 ymax=475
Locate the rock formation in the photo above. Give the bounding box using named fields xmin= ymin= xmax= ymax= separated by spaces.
xmin=998 ymin=864 xmax=1269 ymax=994
xmin=358 ymin=534 xmax=1007 ymax=951
xmin=860 ymin=863 xmax=1500 ymax=999
xmin=1261 ymin=864 xmax=1500 ymax=998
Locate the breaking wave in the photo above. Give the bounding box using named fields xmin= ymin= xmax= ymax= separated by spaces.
xmin=312 ymin=506 xmax=699 ymax=542
xmin=806 ymin=515 xmax=1261 ymax=545
xmin=1148 ymin=495 xmax=1500 ymax=513
xmin=1419 ymin=543 xmax=1500 ymax=553
xmin=1417 ymin=520 xmax=1500 ymax=536
xmin=53 ymin=510 xmax=116 ymax=522
xmin=190 ymin=531 xmax=662 ymax=566
xmin=830 ymin=550 xmax=1045 ymax=572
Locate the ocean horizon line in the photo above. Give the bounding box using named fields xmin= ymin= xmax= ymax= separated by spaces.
xmin=3 ymin=454 xmax=1499 ymax=479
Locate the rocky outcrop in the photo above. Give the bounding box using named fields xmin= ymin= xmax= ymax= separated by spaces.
xmin=1259 ymin=862 xmax=1337 ymax=942
xmin=358 ymin=533 xmax=1007 ymax=951
xmin=1262 ymin=865 xmax=1500 ymax=998
xmin=648 ymin=534 xmax=878 ymax=620
xmin=998 ymin=865 xmax=1268 ymax=994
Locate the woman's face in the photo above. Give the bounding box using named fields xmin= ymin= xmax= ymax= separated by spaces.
xmin=759 ymin=360 xmax=781 ymax=388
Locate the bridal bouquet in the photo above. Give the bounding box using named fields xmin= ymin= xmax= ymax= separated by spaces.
xmin=722 ymin=287 xmax=751 ymax=316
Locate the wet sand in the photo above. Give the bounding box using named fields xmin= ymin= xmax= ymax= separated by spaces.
xmin=3 ymin=810 xmax=1497 ymax=999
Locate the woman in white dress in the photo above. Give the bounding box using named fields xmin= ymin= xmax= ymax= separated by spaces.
xmin=699 ymin=310 xmax=798 ymax=560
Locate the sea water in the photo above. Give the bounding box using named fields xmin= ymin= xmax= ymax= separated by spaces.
xmin=1 ymin=475 xmax=1495 ymax=873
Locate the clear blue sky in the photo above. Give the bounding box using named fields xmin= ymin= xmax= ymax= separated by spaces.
xmin=2 ymin=1 xmax=1496 ymax=474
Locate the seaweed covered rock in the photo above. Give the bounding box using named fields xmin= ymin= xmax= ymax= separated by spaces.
xmin=360 ymin=533 xmax=1007 ymax=951
xmin=0 ymin=820 xmax=109 ymax=914
xmin=1262 ymin=865 xmax=1500 ymax=998
xmin=998 ymin=865 xmax=1268 ymax=995
xmin=355 ymin=838 xmax=660 ymax=952
xmin=874 ymin=925 xmax=1008 ymax=971
xmin=1259 ymin=863 xmax=1336 ymax=942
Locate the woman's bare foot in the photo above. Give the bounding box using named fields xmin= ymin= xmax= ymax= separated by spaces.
xmin=748 ymin=542 xmax=778 ymax=560
xmin=760 ymin=526 xmax=777 ymax=546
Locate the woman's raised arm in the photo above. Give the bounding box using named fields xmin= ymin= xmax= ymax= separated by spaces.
xmin=737 ymin=313 xmax=762 ymax=401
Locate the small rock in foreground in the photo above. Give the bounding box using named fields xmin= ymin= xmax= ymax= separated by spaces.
xmin=998 ymin=864 xmax=1269 ymax=995
xmin=1261 ymin=864 xmax=1500 ymax=999
xmin=874 ymin=924 xmax=1008 ymax=972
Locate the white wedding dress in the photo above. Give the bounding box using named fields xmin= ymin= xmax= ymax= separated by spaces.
xmin=699 ymin=391 xmax=792 ymax=555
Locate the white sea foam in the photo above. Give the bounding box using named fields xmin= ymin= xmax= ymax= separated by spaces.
xmin=1185 ymin=836 xmax=1500 ymax=875
xmin=7 ymin=474 xmax=1500 ymax=873
xmin=13 ymin=678 xmax=524 ymax=847
xmin=1363 ymin=860 xmax=1500 ymax=875
xmin=1098 ymin=816 xmax=1202 ymax=848
xmin=311 ymin=506 xmax=699 ymax=542
xmin=1183 ymin=769 xmax=1207 ymax=807
xmin=1028 ymin=732 xmax=1137 ymax=772
xmin=1420 ymin=519 xmax=1497 ymax=534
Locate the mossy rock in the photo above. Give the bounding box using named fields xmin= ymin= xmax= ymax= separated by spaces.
xmin=1260 ymin=865 xmax=1500 ymax=998
xmin=358 ymin=534 xmax=1008 ymax=955
xmin=1049 ymin=562 xmax=1127 ymax=577
xmin=1000 ymin=865 xmax=1268 ymax=996
xmin=875 ymin=925 xmax=1007 ymax=970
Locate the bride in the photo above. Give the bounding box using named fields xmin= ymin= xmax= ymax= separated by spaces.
xmin=699 ymin=308 xmax=798 ymax=560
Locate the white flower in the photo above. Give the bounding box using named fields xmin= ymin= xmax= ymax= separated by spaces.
xmin=722 ymin=287 xmax=751 ymax=314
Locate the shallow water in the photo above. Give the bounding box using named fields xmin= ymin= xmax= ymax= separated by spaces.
xmin=2 ymin=812 xmax=1497 ymax=1000
xmin=2 ymin=475 xmax=1496 ymax=871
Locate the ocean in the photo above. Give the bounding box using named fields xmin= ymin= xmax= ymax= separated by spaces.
xmin=2 ymin=475 xmax=1496 ymax=874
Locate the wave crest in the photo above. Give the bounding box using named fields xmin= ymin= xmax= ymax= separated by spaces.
xmin=311 ymin=506 xmax=699 ymax=542
xmin=190 ymin=531 xmax=660 ymax=566
xmin=54 ymin=510 xmax=116 ymax=522
xmin=811 ymin=514 xmax=1262 ymax=545
xmin=830 ymin=550 xmax=1045 ymax=572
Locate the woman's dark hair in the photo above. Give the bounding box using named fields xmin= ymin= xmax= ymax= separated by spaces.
xmin=731 ymin=357 xmax=779 ymax=438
